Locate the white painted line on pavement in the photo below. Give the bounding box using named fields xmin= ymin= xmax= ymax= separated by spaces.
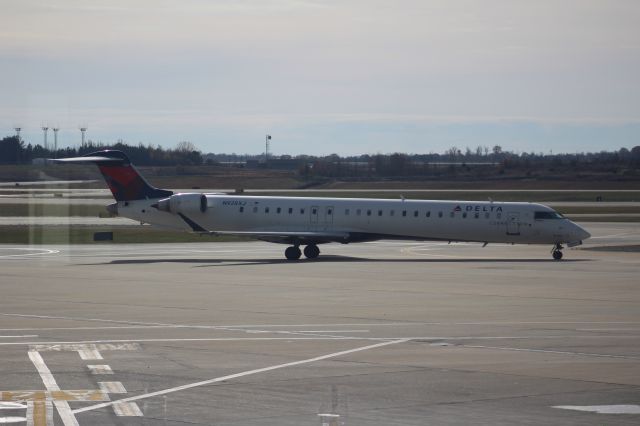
xmin=3 ymin=312 xmax=639 ymax=331
xmin=0 ymin=249 xmax=59 ymax=258
xmin=26 ymin=400 xmax=53 ymax=426
xmin=27 ymin=351 xmax=79 ymax=426
xmin=1 ymin=334 xmax=639 ymax=347
xmin=31 ymin=343 xmax=140 ymax=352
xmin=27 ymin=352 xmax=58 ymax=390
xmin=2 ymin=416 xmax=28 ymax=424
xmin=112 ymin=402 xmax=143 ymax=417
xmin=98 ymin=382 xmax=127 ymax=394
xmin=462 ymin=344 xmax=640 ymax=360
xmin=78 ymin=349 xmax=103 ymax=360
xmin=0 ymin=335 xmax=38 ymax=338
xmin=295 ymin=330 xmax=370 ymax=333
xmin=87 ymin=365 xmax=113 ymax=375
xmin=73 ymin=339 xmax=409 ymax=414
xmin=0 ymin=312 xmax=179 ymax=327
xmin=0 ymin=402 xmax=27 ymax=409
xmin=1 ymin=337 xmax=373 ymax=346
xmin=553 ymin=405 xmax=640 ymax=414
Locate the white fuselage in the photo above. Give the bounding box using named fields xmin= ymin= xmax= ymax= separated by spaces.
xmin=118 ymin=194 xmax=590 ymax=246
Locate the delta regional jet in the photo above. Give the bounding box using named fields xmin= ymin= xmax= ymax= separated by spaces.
xmin=56 ymin=150 xmax=590 ymax=260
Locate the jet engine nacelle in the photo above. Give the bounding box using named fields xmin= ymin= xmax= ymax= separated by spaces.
xmin=153 ymin=193 xmax=208 ymax=214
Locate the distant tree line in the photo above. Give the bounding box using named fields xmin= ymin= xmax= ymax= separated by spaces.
xmin=2 ymin=135 xmax=639 ymax=178
xmin=206 ymin=145 xmax=640 ymax=178
xmin=0 ymin=136 xmax=203 ymax=166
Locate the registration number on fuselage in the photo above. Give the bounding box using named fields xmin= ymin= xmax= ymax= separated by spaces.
xmin=222 ymin=200 xmax=247 ymax=206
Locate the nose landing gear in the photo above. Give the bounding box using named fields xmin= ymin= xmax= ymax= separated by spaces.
xmin=552 ymin=243 xmax=564 ymax=260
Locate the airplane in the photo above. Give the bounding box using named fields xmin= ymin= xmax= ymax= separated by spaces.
xmin=54 ymin=150 xmax=591 ymax=260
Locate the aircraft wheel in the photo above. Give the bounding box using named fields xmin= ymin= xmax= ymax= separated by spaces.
xmin=552 ymin=250 xmax=563 ymax=261
xmin=285 ymin=246 xmax=302 ymax=261
xmin=304 ymin=244 xmax=320 ymax=259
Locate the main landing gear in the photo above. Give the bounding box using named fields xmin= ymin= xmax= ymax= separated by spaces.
xmin=303 ymin=244 xmax=320 ymax=259
xmin=284 ymin=244 xmax=320 ymax=260
xmin=552 ymin=243 xmax=564 ymax=261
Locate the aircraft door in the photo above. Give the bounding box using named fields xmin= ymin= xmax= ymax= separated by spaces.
xmin=310 ymin=205 xmax=319 ymax=224
xmin=325 ymin=206 xmax=334 ymax=225
xmin=506 ymin=212 xmax=520 ymax=235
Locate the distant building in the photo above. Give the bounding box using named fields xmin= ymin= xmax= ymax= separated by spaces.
xmin=245 ymin=158 xmax=303 ymax=170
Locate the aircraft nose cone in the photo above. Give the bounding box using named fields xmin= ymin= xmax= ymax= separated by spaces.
xmin=581 ymin=228 xmax=591 ymax=240
xmin=576 ymin=225 xmax=591 ymax=241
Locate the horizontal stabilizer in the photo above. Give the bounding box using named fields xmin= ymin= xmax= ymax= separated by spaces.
xmin=52 ymin=155 xmax=124 ymax=164
xmin=52 ymin=150 xmax=172 ymax=201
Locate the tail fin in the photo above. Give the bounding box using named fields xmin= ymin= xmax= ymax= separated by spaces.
xmin=54 ymin=150 xmax=173 ymax=201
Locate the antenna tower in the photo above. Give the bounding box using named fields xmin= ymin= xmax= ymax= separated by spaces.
xmin=14 ymin=127 xmax=21 ymax=141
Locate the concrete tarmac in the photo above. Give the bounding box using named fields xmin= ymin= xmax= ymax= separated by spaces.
xmin=0 ymin=222 xmax=639 ymax=425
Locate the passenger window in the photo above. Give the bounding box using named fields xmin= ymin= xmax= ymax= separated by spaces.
xmin=367 ymin=210 xmax=372 ymax=216
xmin=328 ymin=209 xmax=332 ymax=215
xmin=462 ymin=212 xmax=467 ymax=218
xmin=253 ymin=206 xmax=258 ymax=213
xmin=276 ymin=207 xmax=281 ymax=214
xmin=390 ymin=210 xmax=395 ymax=216
xmin=356 ymin=209 xmax=361 ymax=216
xmin=312 ymin=208 xmax=317 ymax=214
xmin=450 ymin=212 xmax=455 ymax=218
xmin=402 ymin=210 xmax=407 ymax=217
xmin=414 ymin=211 xmax=418 ymax=217
xmin=474 ymin=212 xmax=479 ymax=219
xmin=265 ymin=207 xmax=269 ymax=213
xmin=426 ymin=211 xmax=430 ymax=218
xmin=345 ymin=209 xmax=350 ymax=215
xmin=485 ymin=212 xmax=490 ymax=219
xmin=288 ymin=207 xmax=293 ymax=214
xmin=300 ymin=208 xmax=305 ymax=214
xmin=497 ymin=212 xmax=502 ymax=219
xmin=378 ymin=210 xmax=383 ymax=216
xmin=239 ymin=206 xmax=244 ymax=213
xmin=438 ymin=211 xmax=443 ymax=218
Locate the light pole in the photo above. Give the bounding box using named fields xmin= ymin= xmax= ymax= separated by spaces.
xmin=14 ymin=127 xmax=21 ymax=163
xmin=52 ymin=127 xmax=59 ymax=157
xmin=80 ymin=127 xmax=87 ymax=148
xmin=265 ymin=134 xmax=271 ymax=166
xmin=42 ymin=126 xmax=49 ymax=151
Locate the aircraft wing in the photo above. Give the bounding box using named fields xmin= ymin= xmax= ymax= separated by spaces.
xmin=209 ymin=230 xmax=350 ymax=244
xmin=174 ymin=212 xmax=349 ymax=243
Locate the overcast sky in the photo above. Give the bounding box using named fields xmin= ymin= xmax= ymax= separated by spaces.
xmin=1 ymin=0 xmax=639 ymax=155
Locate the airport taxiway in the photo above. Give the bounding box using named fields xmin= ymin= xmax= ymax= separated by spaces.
xmin=0 ymin=222 xmax=639 ymax=425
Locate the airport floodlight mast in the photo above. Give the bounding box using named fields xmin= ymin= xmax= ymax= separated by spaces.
xmin=13 ymin=127 xmax=22 ymax=162
xmin=80 ymin=126 xmax=87 ymax=148
xmin=52 ymin=127 xmax=59 ymax=157
xmin=265 ymin=134 xmax=271 ymax=165
xmin=42 ymin=126 xmax=49 ymax=151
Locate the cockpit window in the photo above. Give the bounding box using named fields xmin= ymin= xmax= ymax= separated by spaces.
xmin=534 ymin=211 xmax=564 ymax=220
